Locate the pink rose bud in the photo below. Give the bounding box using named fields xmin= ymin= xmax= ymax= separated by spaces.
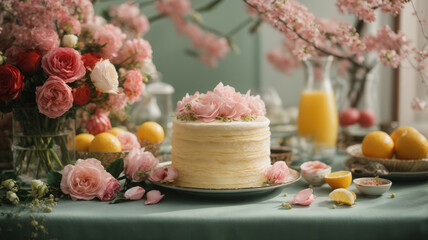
xmin=265 ymin=161 xmax=289 ymax=184
xmin=124 ymin=186 xmax=146 ymax=200
xmin=100 ymin=178 xmax=121 ymax=201
xmin=144 ymin=190 xmax=164 ymax=205
xmin=289 ymin=188 xmax=317 ymax=206
xmin=149 ymin=167 xmax=178 ymax=183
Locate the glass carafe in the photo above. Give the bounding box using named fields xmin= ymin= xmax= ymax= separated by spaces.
xmin=297 ymin=56 xmax=338 ymax=164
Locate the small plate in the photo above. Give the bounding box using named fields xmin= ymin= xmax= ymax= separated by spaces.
xmin=151 ymin=164 xmax=301 ymax=198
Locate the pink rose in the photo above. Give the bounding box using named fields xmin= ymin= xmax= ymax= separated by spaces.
xmin=36 ymin=76 xmax=73 ymax=118
xmin=31 ymin=28 xmax=60 ymax=54
xmin=85 ymin=111 xmax=112 ymax=135
xmin=100 ymin=178 xmax=121 ymax=201
xmin=124 ymin=148 xmax=159 ymax=181
xmin=145 ymin=190 xmax=164 ymax=205
xmin=176 ymin=92 xmax=200 ymax=116
xmin=289 ymin=188 xmax=317 ymax=206
xmin=117 ymin=132 xmax=141 ymax=151
xmin=124 ymin=186 xmax=146 ymax=200
xmin=59 ymin=16 xmax=81 ymax=35
xmin=93 ymin=24 xmax=126 ymax=59
xmin=60 ymin=158 xmax=115 ymax=201
xmin=192 ymin=92 xmax=222 ymax=122
xmin=149 ymin=167 xmax=178 ymax=183
xmin=41 ymin=48 xmax=86 ymax=83
xmin=123 ymin=69 xmax=145 ymax=104
xmin=265 ymin=161 xmax=289 ymax=184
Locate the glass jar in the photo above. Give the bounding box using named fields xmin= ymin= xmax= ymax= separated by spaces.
xmin=297 ymin=56 xmax=338 ymax=164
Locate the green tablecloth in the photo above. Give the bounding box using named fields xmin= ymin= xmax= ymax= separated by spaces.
xmin=1 ymin=155 xmax=428 ymax=240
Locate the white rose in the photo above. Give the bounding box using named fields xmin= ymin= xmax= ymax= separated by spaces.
xmin=90 ymin=59 xmax=119 ymax=94
xmin=6 ymin=191 xmax=19 ymax=205
xmin=62 ymin=34 xmax=78 ymax=48
xmin=141 ymin=59 xmax=158 ymax=80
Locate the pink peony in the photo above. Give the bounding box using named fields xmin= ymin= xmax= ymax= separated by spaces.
xmin=31 ymin=28 xmax=60 ymax=54
xmin=114 ymin=39 xmax=152 ymax=66
xmin=265 ymin=161 xmax=289 ymax=184
xmin=145 ymin=190 xmax=164 ymax=205
xmin=108 ymin=91 xmax=128 ymax=112
xmin=289 ymin=188 xmax=317 ymax=206
xmin=36 ymin=76 xmax=73 ymax=118
xmin=124 ymin=148 xmax=159 ymax=182
xmin=124 ymin=186 xmax=146 ymax=200
xmin=123 ymin=69 xmax=145 ymax=104
xmin=117 ymin=132 xmax=141 ymax=151
xmin=41 ymin=48 xmax=86 ymax=83
xmin=93 ymin=24 xmax=126 ymax=59
xmin=176 ymin=92 xmax=200 ymax=116
xmin=247 ymin=95 xmax=266 ymax=116
xmin=60 ymin=158 xmax=117 ymax=201
xmin=85 ymin=111 xmax=112 ymax=135
xmin=59 ymin=16 xmax=81 ymax=35
xmin=149 ymin=167 xmax=179 ymax=183
xmin=100 ymin=178 xmax=121 ymax=201
xmin=192 ymin=92 xmax=222 ymax=122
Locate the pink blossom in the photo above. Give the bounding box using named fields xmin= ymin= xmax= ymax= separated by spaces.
xmin=124 ymin=148 xmax=159 ymax=182
xmin=31 ymin=28 xmax=60 ymax=54
xmin=108 ymin=91 xmax=128 ymax=112
xmin=192 ymin=92 xmax=222 ymax=122
xmin=155 ymin=0 xmax=191 ymax=16
xmin=117 ymin=132 xmax=141 ymax=151
xmin=132 ymin=15 xmax=151 ymax=37
xmin=60 ymin=158 xmax=116 ymax=201
xmin=411 ymin=98 xmax=428 ymax=111
xmin=109 ymin=1 xmax=150 ymax=37
xmin=85 ymin=111 xmax=112 ymax=135
xmin=123 ymin=69 xmax=145 ymax=104
xmin=100 ymin=178 xmax=121 ymax=201
xmin=114 ymin=39 xmax=153 ymax=66
xmin=149 ymin=167 xmax=179 ymax=183
xmin=41 ymin=48 xmax=86 ymax=83
xmin=59 ymin=16 xmax=81 ymax=35
xmin=124 ymin=186 xmax=146 ymax=200
xmin=265 ymin=161 xmax=289 ymax=184
xmin=247 ymin=95 xmax=266 ymax=116
xmin=176 ymin=92 xmax=200 ymax=116
xmin=144 ymin=190 xmax=164 ymax=205
xmin=78 ymin=0 xmax=95 ymax=23
xmin=36 ymin=76 xmax=73 ymax=119
xmin=93 ymin=24 xmax=126 ymax=59
xmin=289 ymin=188 xmax=317 ymax=206
xmin=267 ymin=47 xmax=301 ymax=74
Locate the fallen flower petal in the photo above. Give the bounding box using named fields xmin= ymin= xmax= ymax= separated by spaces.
xmin=144 ymin=190 xmax=164 ymax=205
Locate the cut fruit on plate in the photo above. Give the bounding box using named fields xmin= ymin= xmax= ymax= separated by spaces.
xmin=329 ymin=188 xmax=356 ymax=206
xmin=324 ymin=171 xmax=352 ymax=189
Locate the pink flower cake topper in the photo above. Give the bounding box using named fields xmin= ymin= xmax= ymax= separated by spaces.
xmin=176 ymin=82 xmax=266 ymax=122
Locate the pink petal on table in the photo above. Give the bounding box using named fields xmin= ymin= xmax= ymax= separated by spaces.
xmin=289 ymin=188 xmax=317 ymax=206
xmin=124 ymin=186 xmax=146 ymax=200
xmin=144 ymin=190 xmax=164 ymax=205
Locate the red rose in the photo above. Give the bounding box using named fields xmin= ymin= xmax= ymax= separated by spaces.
xmin=0 ymin=64 xmax=25 ymax=101
xmin=16 ymin=51 xmax=42 ymax=76
xmin=81 ymin=53 xmax=103 ymax=72
xmin=72 ymin=84 xmax=91 ymax=106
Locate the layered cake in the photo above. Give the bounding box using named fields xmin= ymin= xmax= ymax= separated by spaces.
xmin=171 ymin=83 xmax=271 ymax=189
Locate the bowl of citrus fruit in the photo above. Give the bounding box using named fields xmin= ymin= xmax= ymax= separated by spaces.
xmin=75 ymin=121 xmax=165 ymax=167
xmin=346 ymin=126 xmax=428 ymax=172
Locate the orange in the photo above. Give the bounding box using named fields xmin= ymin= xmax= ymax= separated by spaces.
xmin=89 ymin=132 xmax=122 ymax=152
xmin=107 ymin=127 xmax=127 ymax=136
xmin=395 ymin=130 xmax=428 ymax=160
xmin=324 ymin=171 xmax=352 ymax=189
xmin=361 ymin=131 xmax=394 ymax=158
xmin=137 ymin=121 xmax=164 ymax=144
xmin=329 ymin=188 xmax=356 ymax=206
xmin=75 ymin=133 xmax=95 ymax=151
xmin=390 ymin=126 xmax=419 ymax=145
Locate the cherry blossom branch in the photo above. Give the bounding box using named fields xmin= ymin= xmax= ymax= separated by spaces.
xmin=226 ymin=17 xmax=254 ymax=37
xmin=410 ymin=0 xmax=428 ymax=40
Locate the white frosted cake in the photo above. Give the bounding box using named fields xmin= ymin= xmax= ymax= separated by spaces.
xmin=171 ymin=83 xmax=271 ymax=189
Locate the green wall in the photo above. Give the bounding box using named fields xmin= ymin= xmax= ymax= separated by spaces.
xmin=95 ymin=0 xmax=260 ymax=104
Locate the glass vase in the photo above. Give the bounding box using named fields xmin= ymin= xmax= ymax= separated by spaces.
xmin=12 ymin=107 xmax=75 ymax=183
xmin=297 ymin=56 xmax=338 ymax=164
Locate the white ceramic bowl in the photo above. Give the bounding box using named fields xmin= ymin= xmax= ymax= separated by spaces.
xmin=301 ymin=165 xmax=332 ymax=186
xmin=353 ymin=177 xmax=392 ymax=196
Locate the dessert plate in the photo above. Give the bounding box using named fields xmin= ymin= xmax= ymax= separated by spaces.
xmin=151 ymin=162 xmax=301 ymax=198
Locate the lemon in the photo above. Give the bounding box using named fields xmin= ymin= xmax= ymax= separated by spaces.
xmin=107 ymin=127 xmax=127 ymax=136
xmin=89 ymin=132 xmax=122 ymax=152
xmin=329 ymin=188 xmax=356 ymax=206
xmin=395 ymin=130 xmax=428 ymax=160
xmin=324 ymin=171 xmax=352 ymax=189
xmin=361 ymin=131 xmax=394 ymax=159
xmin=75 ymin=133 xmax=95 ymax=151
xmin=390 ymin=126 xmax=419 ymax=144
xmin=137 ymin=121 xmax=164 ymax=144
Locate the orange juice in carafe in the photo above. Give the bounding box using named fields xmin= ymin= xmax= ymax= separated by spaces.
xmin=297 ymin=56 xmax=338 ymax=163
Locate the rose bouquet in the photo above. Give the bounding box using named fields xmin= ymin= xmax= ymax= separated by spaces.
xmin=0 ymin=0 xmax=156 ymax=181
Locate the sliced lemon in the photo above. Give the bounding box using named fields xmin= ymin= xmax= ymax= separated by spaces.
xmin=324 ymin=171 xmax=352 ymax=189
xmin=75 ymin=133 xmax=95 ymax=151
xmin=329 ymin=188 xmax=356 ymax=206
